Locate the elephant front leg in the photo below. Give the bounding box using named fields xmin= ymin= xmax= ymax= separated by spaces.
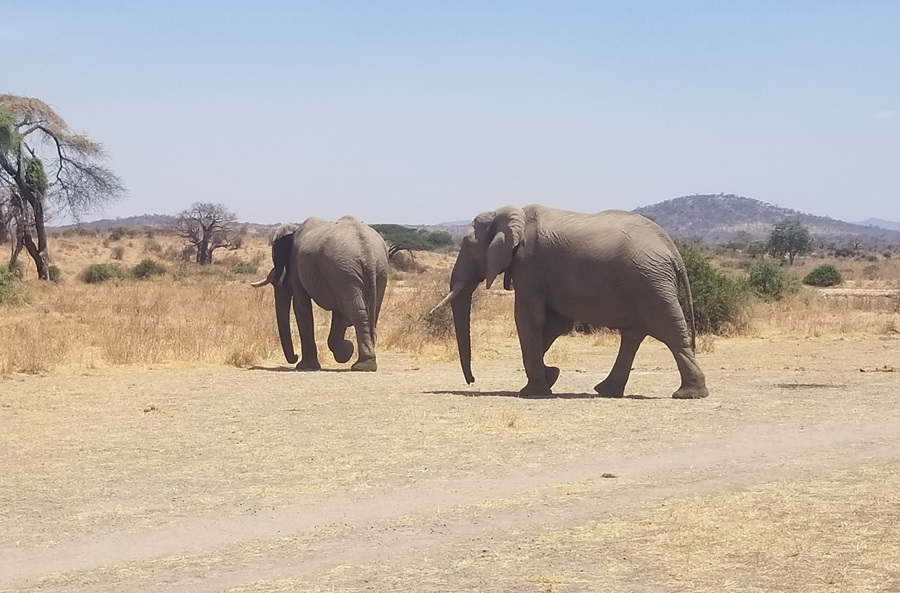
xmin=595 ymin=330 xmax=645 ymax=397
xmin=515 ymin=299 xmax=551 ymax=396
xmin=293 ymin=294 xmax=321 ymax=371
xmin=327 ymin=312 xmax=354 ymax=364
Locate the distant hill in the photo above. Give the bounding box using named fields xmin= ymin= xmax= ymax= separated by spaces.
xmin=859 ymin=217 xmax=900 ymax=232
xmin=634 ymin=194 xmax=900 ymax=245
xmin=51 ymin=214 xmax=176 ymax=231
xmin=50 ymin=214 xmax=278 ymax=234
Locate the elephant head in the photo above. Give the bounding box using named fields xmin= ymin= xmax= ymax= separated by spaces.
xmin=432 ymin=206 xmax=525 ymax=384
xmin=251 ymin=224 xmax=299 ymax=364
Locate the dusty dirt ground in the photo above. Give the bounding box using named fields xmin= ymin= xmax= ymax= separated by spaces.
xmin=2 ymin=334 xmax=900 ymax=592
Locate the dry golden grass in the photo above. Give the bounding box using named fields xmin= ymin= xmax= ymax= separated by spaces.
xmin=2 ymin=230 xmax=899 ymax=376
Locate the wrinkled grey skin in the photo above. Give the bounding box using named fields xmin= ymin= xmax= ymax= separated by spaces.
xmin=439 ymin=204 xmax=708 ymax=399
xmin=252 ymin=216 xmax=389 ymax=372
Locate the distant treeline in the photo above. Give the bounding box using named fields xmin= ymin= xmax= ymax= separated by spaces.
xmin=370 ymin=224 xmax=454 ymax=251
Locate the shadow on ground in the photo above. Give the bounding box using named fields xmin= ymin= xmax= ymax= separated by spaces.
xmin=426 ymin=390 xmax=662 ymax=400
xmin=248 ymin=366 xmax=355 ymax=373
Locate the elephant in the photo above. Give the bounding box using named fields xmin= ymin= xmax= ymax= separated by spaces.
xmin=251 ymin=216 xmax=389 ymax=372
xmin=432 ymin=204 xmax=709 ymax=399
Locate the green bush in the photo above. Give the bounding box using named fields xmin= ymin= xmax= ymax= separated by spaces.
xmin=81 ymin=263 xmax=125 ymax=284
xmin=677 ymin=242 xmax=751 ymax=335
xmin=132 ymin=259 xmax=167 ymax=279
xmin=232 ymin=261 xmax=258 ymax=275
xmin=747 ymin=258 xmax=790 ymax=301
xmin=48 ymin=265 xmax=61 ymax=283
xmin=802 ymin=264 xmax=842 ymax=287
xmin=370 ymin=224 xmax=456 ymax=251
xmin=0 ymin=268 xmax=26 ymax=304
xmin=862 ymin=264 xmax=879 ymax=280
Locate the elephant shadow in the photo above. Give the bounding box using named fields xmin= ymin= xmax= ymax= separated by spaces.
xmin=247 ymin=365 xmax=354 ymax=373
xmin=426 ymin=390 xmax=662 ymax=400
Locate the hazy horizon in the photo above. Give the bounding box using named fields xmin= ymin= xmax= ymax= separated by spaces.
xmin=5 ymin=2 xmax=899 ymax=226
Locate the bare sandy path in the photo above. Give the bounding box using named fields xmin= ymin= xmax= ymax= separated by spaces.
xmin=2 ymin=336 xmax=899 ymax=591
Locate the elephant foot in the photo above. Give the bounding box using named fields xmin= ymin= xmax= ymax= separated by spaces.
xmin=672 ymin=385 xmax=709 ymax=399
xmin=594 ymin=379 xmax=625 ymax=398
xmin=351 ymin=359 xmax=377 ymax=372
xmin=330 ymin=340 xmax=354 ymax=364
xmin=295 ymin=359 xmax=322 ymax=371
xmin=519 ymin=380 xmax=552 ymax=398
xmin=545 ymin=366 xmax=560 ymax=389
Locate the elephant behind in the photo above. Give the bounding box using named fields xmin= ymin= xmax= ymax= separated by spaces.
xmin=252 ymin=216 xmax=389 ymax=372
xmin=433 ymin=204 xmax=709 ymax=399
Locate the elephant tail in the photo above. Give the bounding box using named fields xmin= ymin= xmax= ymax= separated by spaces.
xmin=674 ymin=254 xmax=697 ymax=353
xmin=364 ymin=262 xmax=379 ymax=340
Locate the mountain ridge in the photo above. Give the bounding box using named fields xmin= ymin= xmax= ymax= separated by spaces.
xmin=633 ymin=194 xmax=900 ymax=244
xmin=50 ymin=195 xmax=900 ymax=246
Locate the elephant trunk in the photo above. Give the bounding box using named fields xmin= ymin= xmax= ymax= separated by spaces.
xmin=451 ymin=283 xmax=477 ymax=384
xmin=274 ymin=283 xmax=298 ymax=364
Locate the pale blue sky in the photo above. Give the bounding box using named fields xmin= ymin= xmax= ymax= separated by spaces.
xmin=3 ymin=1 xmax=898 ymax=224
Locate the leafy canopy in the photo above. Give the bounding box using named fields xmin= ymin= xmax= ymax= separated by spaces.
xmin=766 ymin=218 xmax=812 ymax=265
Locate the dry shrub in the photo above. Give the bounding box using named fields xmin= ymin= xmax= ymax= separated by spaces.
xmin=0 ymin=319 xmax=75 ymax=374
xmin=144 ymin=238 xmax=163 ymax=254
xmin=0 ymin=277 xmax=282 ymax=373
xmin=225 ymin=348 xmax=261 ymax=368
xmin=216 ymin=253 xmax=243 ymax=268
xmin=378 ymin=282 xmax=511 ymax=360
xmin=754 ymin=288 xmax=900 ymax=337
xmin=379 ymin=284 xmax=458 ymax=358
xmin=696 ymin=333 xmax=716 ymax=354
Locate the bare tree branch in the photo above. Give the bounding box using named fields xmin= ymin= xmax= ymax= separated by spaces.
xmin=0 ymin=94 xmax=125 ymax=278
xmin=170 ymin=202 xmax=242 ymax=264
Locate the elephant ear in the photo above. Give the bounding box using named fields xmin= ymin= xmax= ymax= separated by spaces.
xmin=484 ymin=206 xmax=525 ymax=290
xmin=271 ymin=232 xmax=294 ymax=287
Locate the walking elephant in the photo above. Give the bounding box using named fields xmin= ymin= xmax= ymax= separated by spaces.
xmin=251 ymin=216 xmax=389 ymax=371
xmin=432 ymin=204 xmax=709 ymax=398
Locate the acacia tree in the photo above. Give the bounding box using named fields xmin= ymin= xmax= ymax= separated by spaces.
xmin=0 ymin=95 xmax=125 ymax=278
xmin=766 ymin=218 xmax=812 ymax=265
xmin=172 ymin=202 xmax=245 ymax=264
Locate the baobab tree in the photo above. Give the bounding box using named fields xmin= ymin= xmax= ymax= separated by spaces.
xmin=172 ymin=202 xmax=245 ymax=264
xmin=0 ymin=94 xmax=125 ymax=278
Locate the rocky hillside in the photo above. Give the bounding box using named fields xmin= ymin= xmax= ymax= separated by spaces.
xmin=634 ymin=194 xmax=900 ymax=245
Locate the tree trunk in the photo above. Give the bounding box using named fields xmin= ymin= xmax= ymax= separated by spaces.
xmin=9 ymin=235 xmax=22 ymax=274
xmin=197 ymin=241 xmax=211 ymax=265
xmin=22 ymin=231 xmax=48 ymax=279
xmin=0 ymin=203 xmax=7 ymax=244
xmin=20 ymin=189 xmax=49 ymax=279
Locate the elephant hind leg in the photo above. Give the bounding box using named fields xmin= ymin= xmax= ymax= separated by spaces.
xmin=328 ymin=312 xmax=354 ymax=364
xmin=542 ymin=309 xmax=574 ymax=389
xmin=595 ymin=329 xmax=645 ymax=398
xmin=669 ymin=345 xmax=708 ymax=399
xmin=644 ymin=299 xmax=709 ymax=399
xmin=348 ymin=300 xmax=378 ymax=372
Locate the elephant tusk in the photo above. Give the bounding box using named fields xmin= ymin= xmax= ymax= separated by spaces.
xmin=250 ymin=278 xmax=271 ymax=288
xmin=429 ymin=283 xmax=464 ymax=315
